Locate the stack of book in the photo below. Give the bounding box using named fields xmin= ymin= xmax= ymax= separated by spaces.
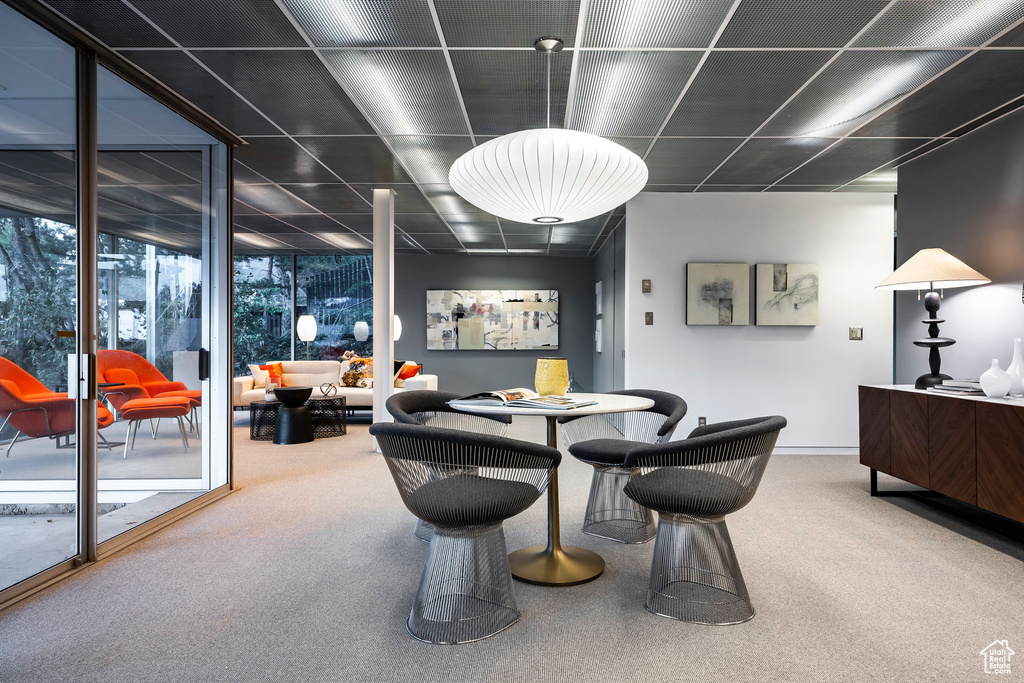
xmin=929 ymin=379 xmax=984 ymax=395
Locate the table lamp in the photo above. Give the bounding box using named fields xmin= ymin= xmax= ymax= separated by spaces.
xmin=876 ymin=248 xmax=990 ymax=389
xmin=296 ymin=315 xmax=317 ymax=360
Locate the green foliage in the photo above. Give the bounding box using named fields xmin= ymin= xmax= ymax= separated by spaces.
xmin=233 ymin=256 xmax=291 ymax=374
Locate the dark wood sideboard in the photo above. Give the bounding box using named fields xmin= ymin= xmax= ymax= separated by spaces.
xmin=859 ymin=385 xmax=1024 ymax=525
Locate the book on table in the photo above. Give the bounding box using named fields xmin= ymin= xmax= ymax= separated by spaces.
xmin=929 ymin=383 xmax=984 ymax=395
xmin=940 ymin=379 xmax=982 ymax=389
xmin=448 ymin=388 xmax=597 ymax=410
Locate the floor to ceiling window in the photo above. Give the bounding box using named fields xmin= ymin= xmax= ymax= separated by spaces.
xmin=0 ymin=0 xmax=234 ymax=605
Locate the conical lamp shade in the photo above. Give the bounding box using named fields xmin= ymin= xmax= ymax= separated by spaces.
xmin=449 ymin=128 xmax=648 ymax=224
xmin=876 ymin=248 xmax=990 ymax=290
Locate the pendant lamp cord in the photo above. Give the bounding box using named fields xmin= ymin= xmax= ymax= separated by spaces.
xmin=545 ymin=48 xmax=551 ymax=129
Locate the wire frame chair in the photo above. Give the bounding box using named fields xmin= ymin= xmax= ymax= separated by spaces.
xmin=369 ymin=422 xmax=559 ymax=644
xmin=387 ymin=391 xmax=512 ymax=542
xmin=622 ymin=415 xmax=786 ymax=625
xmin=560 ymin=389 xmax=687 ymax=544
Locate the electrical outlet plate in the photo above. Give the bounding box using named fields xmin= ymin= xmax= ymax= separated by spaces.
xmin=641 ymin=279 xmax=652 ymax=294
xmin=849 ymin=327 xmax=863 ymax=340
xmin=698 ymin=417 xmax=706 ymax=426
xmin=645 ymin=311 xmax=653 ymax=325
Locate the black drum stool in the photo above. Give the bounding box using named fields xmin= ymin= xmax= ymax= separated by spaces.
xmin=273 ymin=386 xmax=313 ymax=445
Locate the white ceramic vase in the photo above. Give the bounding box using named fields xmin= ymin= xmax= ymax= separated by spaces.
xmin=980 ymin=359 xmax=1012 ymax=398
xmin=1007 ymin=338 xmax=1024 ymax=397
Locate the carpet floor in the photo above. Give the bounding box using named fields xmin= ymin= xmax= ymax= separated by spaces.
xmin=0 ymin=418 xmax=1022 ymax=683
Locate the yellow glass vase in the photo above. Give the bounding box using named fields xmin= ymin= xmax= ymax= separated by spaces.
xmin=535 ymin=357 xmax=569 ymax=396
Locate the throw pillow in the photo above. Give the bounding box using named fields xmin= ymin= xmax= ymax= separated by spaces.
xmin=248 ymin=363 xmax=268 ymax=389
xmin=397 ymin=363 xmax=422 ymax=381
xmin=258 ymin=362 xmax=287 ymax=387
xmin=350 ymin=356 xmax=373 ymax=379
xmin=341 ymin=366 xmax=364 ymax=387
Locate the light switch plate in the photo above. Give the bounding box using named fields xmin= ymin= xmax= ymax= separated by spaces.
xmin=641 ymin=279 xmax=652 ymax=294
xmin=645 ymin=312 xmax=653 ymax=325
xmin=849 ymin=327 xmax=863 ymax=340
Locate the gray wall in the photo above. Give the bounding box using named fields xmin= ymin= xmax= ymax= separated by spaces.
xmin=896 ymin=107 xmax=1024 ymax=384
xmin=593 ymin=225 xmax=626 ymax=393
xmin=394 ymin=254 xmax=596 ymax=395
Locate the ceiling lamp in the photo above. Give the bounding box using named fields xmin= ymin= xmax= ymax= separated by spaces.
xmin=449 ymin=37 xmax=648 ymax=225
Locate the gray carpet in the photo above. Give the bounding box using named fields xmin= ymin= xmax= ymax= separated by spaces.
xmin=1 ymin=418 xmax=1022 ymax=683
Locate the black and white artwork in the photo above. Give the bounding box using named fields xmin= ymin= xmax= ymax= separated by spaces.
xmin=686 ymin=263 xmax=750 ymax=326
xmin=756 ymin=263 xmax=819 ymax=326
xmin=426 ymin=289 xmax=559 ymax=350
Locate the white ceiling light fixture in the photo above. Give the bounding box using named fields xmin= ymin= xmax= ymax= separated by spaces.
xmin=449 ymin=37 xmax=648 ymax=226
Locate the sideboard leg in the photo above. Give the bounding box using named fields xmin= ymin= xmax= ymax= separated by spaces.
xmin=870 ymin=468 xmax=878 ymax=496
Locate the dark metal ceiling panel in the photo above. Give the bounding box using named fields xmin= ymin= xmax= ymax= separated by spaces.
xmin=0 ymin=151 xmax=74 ymax=185
xmin=98 ymin=184 xmax=201 ymax=216
xmin=327 ymin=214 xmax=375 ymax=233
xmin=391 ymin=213 xmax=453 ymax=234
xmin=128 ymin=0 xmax=306 ymax=47
xmin=706 ymin=137 xmax=834 ymax=185
xmin=234 ymin=214 xmax=300 ymax=233
xmin=853 ymin=51 xmax=1024 ymax=138
xmin=233 ymin=160 xmax=270 ymax=184
xmin=234 ymin=183 xmax=318 ymax=214
xmin=991 ymin=18 xmax=1024 ymax=45
xmin=603 ymin=137 xmax=652 ymax=157
xmin=233 ymin=199 xmax=261 ymax=215
xmin=569 ymin=51 xmax=702 ymax=137
xmin=42 ymin=0 xmax=173 ymax=47
xmin=348 ymin=183 xmax=438 ymax=213
xmin=450 ymin=50 xmax=569 ymax=135
xmin=759 ymin=50 xmax=968 ymax=137
xmin=582 ymin=0 xmax=733 ymax=48
xmin=836 ymin=183 xmax=896 ymax=192
xmin=403 ymin=233 xmax=462 ymax=249
xmin=98 ymin=151 xmax=198 ymax=186
xmin=195 ymin=51 xmax=374 ymax=135
xmin=294 ymin=136 xmax=414 ymax=183
xmin=417 ymin=182 xmax=494 ymax=216
xmin=781 ymin=137 xmax=927 ymax=185
xmin=696 ymin=185 xmax=769 ymax=192
xmin=281 ymin=0 xmax=440 ymax=47
xmin=641 ymin=185 xmax=698 ymax=192
xmin=383 ymin=136 xmax=474 ymax=185
xmin=854 ymin=0 xmax=1024 ymax=47
xmin=717 ymin=0 xmax=889 ymax=48
xmin=322 ymin=50 xmax=469 ymax=135
xmin=118 ymin=50 xmax=279 ymax=136
xmin=644 ymin=138 xmax=743 ymax=184
xmin=662 ymin=51 xmax=835 ymax=136
xmin=434 ymin=0 xmax=580 ymax=47
xmin=948 ymin=100 xmax=1024 ymax=138
xmin=282 ymin=183 xmax=372 ymax=213
xmin=766 ymin=185 xmax=840 ymax=192
xmin=235 ymin=137 xmax=340 ymax=184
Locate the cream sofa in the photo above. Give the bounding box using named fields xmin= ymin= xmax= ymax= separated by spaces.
xmin=232 ymin=360 xmax=438 ymax=409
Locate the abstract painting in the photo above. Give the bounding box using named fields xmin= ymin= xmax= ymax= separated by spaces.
xmin=426 ymin=289 xmax=559 ymax=350
xmin=755 ymin=263 xmax=819 ymax=326
xmin=686 ymin=263 xmax=750 ymax=326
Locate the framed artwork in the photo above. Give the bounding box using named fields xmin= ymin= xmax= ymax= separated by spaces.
xmin=595 ymin=280 xmax=603 ymax=317
xmin=686 ymin=263 xmax=750 ymax=326
xmin=755 ymin=263 xmax=819 ymax=326
xmin=595 ymin=318 xmax=602 ymax=353
xmin=426 ymin=289 xmax=558 ymax=350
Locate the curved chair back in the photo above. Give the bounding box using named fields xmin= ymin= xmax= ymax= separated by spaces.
xmin=559 ymin=389 xmax=687 ymax=447
xmin=386 ymin=390 xmax=511 ymax=436
xmin=369 ymin=422 xmax=558 ymax=528
xmin=0 ymin=356 xmax=52 ymax=398
xmin=97 ymin=349 xmax=169 ymax=385
xmin=623 ymin=415 xmax=786 ymax=518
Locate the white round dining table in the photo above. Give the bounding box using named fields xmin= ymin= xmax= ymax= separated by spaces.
xmin=451 ymin=392 xmax=654 ymax=587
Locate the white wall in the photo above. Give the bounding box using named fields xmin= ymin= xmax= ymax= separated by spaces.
xmin=625 ymin=192 xmax=895 ymax=448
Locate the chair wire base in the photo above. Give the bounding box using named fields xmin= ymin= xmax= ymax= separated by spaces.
xmin=582 ymin=466 xmax=656 ymax=544
xmin=413 ymin=519 xmax=434 ymax=543
xmin=646 ymin=513 xmax=753 ymax=625
xmin=408 ymin=523 xmax=520 ymax=644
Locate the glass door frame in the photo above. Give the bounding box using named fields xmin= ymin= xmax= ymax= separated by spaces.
xmin=0 ymin=0 xmax=241 ymax=610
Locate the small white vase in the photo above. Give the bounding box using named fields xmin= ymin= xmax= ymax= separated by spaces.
xmin=981 ymin=359 xmax=1012 ymax=398
xmin=1007 ymin=338 xmax=1024 ymax=397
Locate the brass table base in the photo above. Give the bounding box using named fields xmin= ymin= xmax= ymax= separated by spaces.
xmin=508 ymin=415 xmax=606 ymax=587
xmin=508 ymin=544 xmax=605 ymax=586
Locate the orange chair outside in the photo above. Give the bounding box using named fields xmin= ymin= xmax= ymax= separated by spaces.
xmin=96 ymin=350 xmax=201 ymax=408
xmin=0 ymin=356 xmax=115 ymax=456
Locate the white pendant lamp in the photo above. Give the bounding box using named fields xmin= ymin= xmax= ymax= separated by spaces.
xmin=448 ymin=37 xmax=648 ymax=225
xmin=353 ymin=320 xmax=369 ymax=342
xmin=296 ymin=315 xmax=317 ymax=361
xmin=393 ymin=315 xmax=402 ymax=341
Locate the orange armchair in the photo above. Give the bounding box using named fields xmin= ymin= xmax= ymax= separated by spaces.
xmin=97 ymin=350 xmax=201 ymax=435
xmin=0 ymin=357 xmax=115 ymax=457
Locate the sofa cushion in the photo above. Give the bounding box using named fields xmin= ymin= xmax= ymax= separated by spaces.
xmin=247 ymin=364 xmax=268 ymax=389
xmin=259 ymin=363 xmax=286 ymax=387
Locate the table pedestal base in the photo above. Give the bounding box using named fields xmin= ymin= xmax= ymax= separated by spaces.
xmin=509 ymin=545 xmax=604 ymax=586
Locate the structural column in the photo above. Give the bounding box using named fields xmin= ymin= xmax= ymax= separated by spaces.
xmin=372 ymin=189 xmax=395 ymax=431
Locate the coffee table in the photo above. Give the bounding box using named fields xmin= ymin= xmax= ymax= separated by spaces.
xmin=451 ymin=392 xmax=654 ymax=586
xmin=250 ymin=393 xmax=347 ymax=442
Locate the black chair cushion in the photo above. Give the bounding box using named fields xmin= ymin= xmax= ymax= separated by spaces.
xmin=623 ymin=468 xmax=750 ymax=516
xmin=568 ymin=439 xmax=637 ymax=466
xmin=406 ymin=474 xmax=541 ymax=527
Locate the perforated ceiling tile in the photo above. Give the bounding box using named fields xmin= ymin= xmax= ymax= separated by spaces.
xmin=119 ymin=50 xmax=279 ymax=136
xmin=233 ymin=161 xmax=270 ymax=185
xmin=281 ymin=0 xmax=439 ymax=47
xmin=383 ymin=136 xmax=475 ymax=185
xmin=569 ymin=51 xmax=702 ymax=137
xmin=234 ymin=184 xmax=318 ymax=214
xmin=392 ymin=213 xmax=454 ymax=234
xmin=234 ymin=213 xmax=299 ymax=233
xmin=706 ymin=137 xmax=833 ymax=185
xmin=716 ymin=0 xmax=889 ymax=48
xmin=852 ymin=50 xmax=1024 ymax=138
xmin=99 ymin=151 xmax=200 ymax=186
xmin=349 ymin=184 xmax=438 ymax=213
xmin=322 ymin=50 xmax=469 ymax=135
xmin=759 ymin=50 xmax=968 ymax=137
xmin=766 ymin=185 xmax=839 ymax=192
xmin=434 ymin=0 xmax=580 ymax=47
xmin=450 ymin=50 xmax=570 ymax=135
xmin=582 ymin=0 xmax=733 ymax=48
xmin=234 ymin=138 xmax=340 ymax=184
xmin=326 ymin=214 xmax=375 ymax=234
xmin=640 ymin=185 xmax=698 ymax=192
xmin=644 ymin=138 xmax=744 ymax=184
xmin=294 ymin=137 xmax=414 ymax=184
xmin=42 ymin=0 xmax=173 ymax=47
xmin=662 ymin=51 xmax=835 ymax=136
xmin=127 ymin=0 xmax=307 ymax=47
xmin=196 ymin=51 xmax=374 ymax=136
xmin=696 ymin=185 xmax=769 ymax=192
xmin=854 ymin=0 xmax=1024 ymax=47
xmin=283 ymin=183 xmax=373 ymax=213
xmin=233 ymin=199 xmax=262 ymax=215
xmin=781 ymin=138 xmax=928 ymax=185
xmin=402 ymin=233 xmax=462 ymax=249
xmin=991 ymin=18 xmax=1024 ymax=45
